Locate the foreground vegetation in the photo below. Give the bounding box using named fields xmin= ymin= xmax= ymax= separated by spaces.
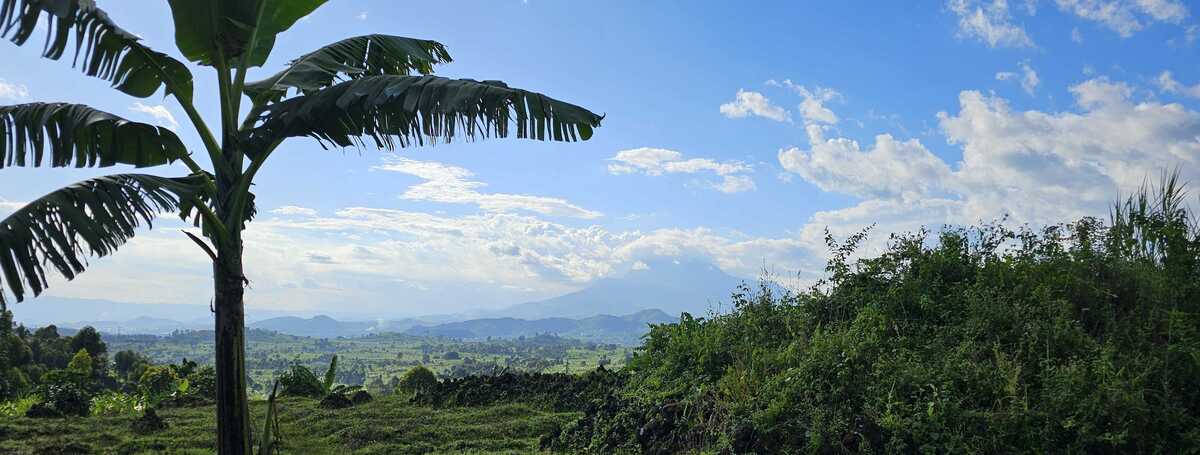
xmin=0 ymin=394 xmax=574 ymax=454
xmin=546 ymin=175 xmax=1200 ymax=453
xmin=2 ymin=176 xmax=1196 ymax=454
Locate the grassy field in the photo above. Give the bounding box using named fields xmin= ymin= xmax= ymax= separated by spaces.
xmin=0 ymin=395 xmax=575 ymax=454
xmin=105 ymin=331 xmax=629 ymax=396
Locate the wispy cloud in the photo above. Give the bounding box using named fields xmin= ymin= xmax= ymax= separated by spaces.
xmin=767 ymin=80 xmax=842 ymax=125
xmin=0 ymin=79 xmax=29 ymax=100
xmin=996 ymin=61 xmax=1039 ymax=95
xmin=374 ymin=157 xmax=602 ymax=219
xmin=271 ymin=206 xmax=319 ymax=217
xmin=947 ymin=0 xmax=1036 ymax=48
xmin=1156 ymin=70 xmax=1200 ymax=98
xmin=608 ymin=147 xmax=756 ymax=193
xmin=1055 ymin=0 xmax=1189 ymax=37
xmin=719 ymin=89 xmax=791 ymax=122
xmin=130 ymin=102 xmax=179 ymax=130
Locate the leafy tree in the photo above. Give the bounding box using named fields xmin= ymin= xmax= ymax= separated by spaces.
xmin=138 ymin=365 xmax=180 ymax=404
xmin=396 ymin=365 xmax=438 ymax=397
xmin=113 ymin=350 xmax=150 ymax=381
xmin=68 ymin=326 xmax=106 ymax=358
xmin=0 ymin=2 xmax=601 ymax=452
xmin=66 ymin=348 xmax=91 ymax=375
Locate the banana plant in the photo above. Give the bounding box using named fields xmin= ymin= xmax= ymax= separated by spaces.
xmin=0 ymin=1 xmax=602 ymax=453
xmin=321 ymin=354 xmax=359 ymax=396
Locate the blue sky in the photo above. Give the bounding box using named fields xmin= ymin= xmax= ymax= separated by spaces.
xmin=1 ymin=0 xmax=1198 ymax=316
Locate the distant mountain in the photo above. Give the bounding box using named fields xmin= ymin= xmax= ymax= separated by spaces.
xmin=405 ymin=309 xmax=676 ymax=345
xmin=62 ymin=316 xmax=201 ymax=336
xmin=248 ymin=315 xmax=423 ymax=339
xmin=7 ymin=297 xmax=214 ymax=328
xmin=494 ymin=259 xmax=744 ymax=319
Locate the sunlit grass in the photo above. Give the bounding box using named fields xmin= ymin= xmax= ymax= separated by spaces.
xmin=0 ymin=395 xmax=575 ymax=454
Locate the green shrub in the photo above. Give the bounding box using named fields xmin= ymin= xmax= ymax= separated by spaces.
xmin=36 ymin=372 xmax=92 ymax=417
xmin=553 ymin=175 xmax=1200 ymax=454
xmin=137 ymin=365 xmax=179 ymax=404
xmin=187 ymin=366 xmax=217 ymax=399
xmin=91 ymin=391 xmax=142 ymax=416
xmin=395 ymin=365 xmax=437 ymax=397
xmin=0 ymin=395 xmax=38 ymax=418
xmin=277 ymin=364 xmax=324 ymax=398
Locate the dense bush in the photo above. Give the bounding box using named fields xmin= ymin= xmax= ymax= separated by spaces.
xmin=35 ymin=371 xmax=92 ymax=417
xmin=417 ymin=367 xmax=625 ymax=411
xmin=187 ymin=366 xmax=217 ymax=399
xmin=551 ymin=177 xmax=1200 ymax=453
xmin=137 ymin=365 xmax=179 ymax=404
xmin=395 ymin=365 xmax=437 ymax=397
xmin=277 ymin=364 xmax=324 ymax=398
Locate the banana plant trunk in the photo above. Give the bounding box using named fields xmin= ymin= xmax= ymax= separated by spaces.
xmin=214 ymin=137 xmax=252 ymax=454
xmin=214 ymin=237 xmax=251 ymax=454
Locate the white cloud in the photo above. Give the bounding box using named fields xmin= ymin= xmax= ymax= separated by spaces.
xmin=939 ymin=80 xmax=1200 ymax=223
xmin=1019 ymin=62 xmax=1040 ymax=94
xmin=778 ymin=127 xmax=953 ymax=201
xmin=374 ymin=157 xmax=602 ymax=219
xmin=719 ymin=89 xmax=791 ymax=122
xmin=271 ymin=206 xmax=319 ymax=217
xmin=948 ymin=0 xmax=1037 ymax=48
xmin=1071 ymin=26 xmax=1085 ymax=42
xmin=0 ymin=79 xmax=28 ymax=100
xmin=781 ymin=77 xmax=1200 ymax=232
xmin=1156 ymin=70 xmax=1200 ymax=98
xmin=608 ymin=147 xmax=756 ymax=193
xmin=129 ymin=102 xmax=179 ymax=130
xmin=1055 ymin=0 xmax=1189 ymax=37
xmin=356 ymin=11 xmax=368 ymax=20
xmin=998 ymin=62 xmax=1040 ymax=95
xmin=767 ymin=80 xmax=842 ymax=125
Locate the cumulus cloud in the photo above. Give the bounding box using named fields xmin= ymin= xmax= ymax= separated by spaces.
xmin=948 ymin=0 xmax=1036 ymax=48
xmin=1055 ymin=0 xmax=1189 ymax=37
xmin=0 ymin=79 xmax=28 ymax=100
xmin=374 ymin=157 xmax=602 ymax=219
xmin=271 ymin=206 xmax=319 ymax=217
xmin=778 ymin=127 xmax=953 ymax=200
xmin=1156 ymin=70 xmax=1200 ymax=98
xmin=608 ymin=147 xmax=756 ymax=193
xmin=129 ymin=102 xmax=179 ymax=130
xmin=719 ymin=89 xmax=791 ymax=122
xmin=781 ymin=77 xmax=1200 ymax=232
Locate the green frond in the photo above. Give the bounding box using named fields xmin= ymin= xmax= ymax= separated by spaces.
xmin=0 ymin=173 xmax=209 ymax=307
xmin=0 ymin=0 xmax=194 ymax=99
xmin=0 ymin=102 xmax=185 ymax=169
xmin=244 ymin=34 xmax=452 ymax=103
xmin=246 ymin=75 xmax=602 ymax=159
